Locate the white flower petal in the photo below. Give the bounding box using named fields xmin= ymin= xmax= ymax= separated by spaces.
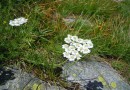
xmin=69 ymin=46 xmax=75 ymax=50
xmin=75 ymin=53 xmax=82 ymax=60
xmin=77 ymin=45 xmax=84 ymax=52
xmin=71 ymin=36 xmax=78 ymax=42
xmin=82 ymin=48 xmax=91 ymax=54
xmin=71 ymin=50 xmax=79 ymax=55
xmin=84 ymin=39 xmax=92 ymax=44
xmin=67 ymin=34 xmax=72 ymax=39
xmin=82 ymin=44 xmax=88 ymax=49
xmin=87 ymin=43 xmax=93 ymax=48
xmin=68 ymin=55 xmax=76 ymax=61
xmin=62 ymin=44 xmax=69 ymax=49
xmin=77 ymin=38 xmax=84 ymax=43
xmin=73 ymin=43 xmax=82 ymax=49
xmin=14 ymin=23 xmax=21 ymax=26
xmin=83 ymin=40 xmax=93 ymax=48
xmin=64 ymin=37 xmax=71 ymax=43
xmin=63 ymin=52 xmax=70 ymax=58
xmin=65 ymin=48 xmax=72 ymax=53
xmin=9 ymin=21 xmax=14 ymax=26
xmin=83 ymin=39 xmax=89 ymax=44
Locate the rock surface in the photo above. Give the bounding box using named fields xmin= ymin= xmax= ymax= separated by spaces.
xmin=0 ymin=67 xmax=66 ymax=90
xmin=0 ymin=56 xmax=130 ymax=90
xmin=62 ymin=56 xmax=130 ymax=90
xmin=63 ymin=16 xmax=93 ymax=27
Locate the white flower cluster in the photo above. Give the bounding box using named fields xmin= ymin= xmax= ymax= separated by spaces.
xmin=62 ymin=35 xmax=93 ymax=61
xmin=9 ymin=17 xmax=28 ymax=26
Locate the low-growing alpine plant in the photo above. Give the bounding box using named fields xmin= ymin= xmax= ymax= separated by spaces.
xmin=62 ymin=35 xmax=93 ymax=61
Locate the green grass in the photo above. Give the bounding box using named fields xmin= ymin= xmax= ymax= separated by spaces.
xmin=0 ymin=0 xmax=130 ymax=83
xmin=110 ymin=60 xmax=130 ymax=83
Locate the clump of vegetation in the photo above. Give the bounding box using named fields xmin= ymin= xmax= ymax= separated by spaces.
xmin=0 ymin=0 xmax=130 ymax=84
xmin=111 ymin=60 xmax=130 ymax=82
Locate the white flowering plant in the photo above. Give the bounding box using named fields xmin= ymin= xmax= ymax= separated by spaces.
xmin=9 ymin=17 xmax=28 ymax=26
xmin=62 ymin=34 xmax=93 ymax=61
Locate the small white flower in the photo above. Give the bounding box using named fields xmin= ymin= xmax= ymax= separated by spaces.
xmin=64 ymin=37 xmax=71 ymax=43
xmin=82 ymin=48 xmax=90 ymax=54
xmin=63 ymin=52 xmax=70 ymax=58
xmin=9 ymin=21 xmax=19 ymax=26
xmin=87 ymin=40 xmax=93 ymax=48
xmin=62 ymin=44 xmax=69 ymax=49
xmin=71 ymin=50 xmax=79 ymax=55
xmin=75 ymin=53 xmax=82 ymax=60
xmin=64 ymin=48 xmax=72 ymax=53
xmin=83 ymin=39 xmax=93 ymax=48
xmin=87 ymin=43 xmax=93 ymax=48
xmin=83 ymin=39 xmax=90 ymax=44
xmin=73 ymin=43 xmax=82 ymax=49
xmin=77 ymin=45 xmax=84 ymax=52
xmin=9 ymin=17 xmax=28 ymax=26
xmin=67 ymin=34 xmax=73 ymax=39
xmin=82 ymin=44 xmax=88 ymax=49
xmin=14 ymin=20 xmax=21 ymax=26
xmin=68 ymin=55 xmax=76 ymax=61
xmin=18 ymin=17 xmax=28 ymax=23
xmin=70 ymin=41 xmax=75 ymax=46
xmin=64 ymin=46 xmax=75 ymax=54
xmin=69 ymin=46 xmax=75 ymax=50
xmin=77 ymin=38 xmax=84 ymax=43
xmin=71 ymin=36 xmax=78 ymax=42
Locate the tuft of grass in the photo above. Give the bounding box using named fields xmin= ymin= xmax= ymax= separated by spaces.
xmin=111 ymin=60 xmax=130 ymax=83
xmin=57 ymin=0 xmax=118 ymax=18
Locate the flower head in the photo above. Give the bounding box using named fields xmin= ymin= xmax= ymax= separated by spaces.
xmin=9 ymin=17 xmax=28 ymax=26
xmin=62 ymin=34 xmax=93 ymax=61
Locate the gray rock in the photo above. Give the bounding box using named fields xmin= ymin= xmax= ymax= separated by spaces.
xmin=63 ymin=17 xmax=93 ymax=27
xmin=62 ymin=56 xmax=130 ymax=90
xmin=0 ymin=67 xmax=34 ymax=90
xmin=24 ymin=78 xmax=66 ymax=90
xmin=0 ymin=67 xmax=66 ymax=90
